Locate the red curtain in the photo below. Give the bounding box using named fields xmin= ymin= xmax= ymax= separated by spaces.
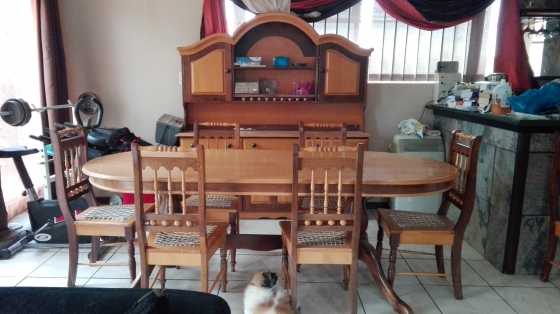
xmin=376 ymin=0 xmax=477 ymax=30
xmin=493 ymin=0 xmax=534 ymax=93
xmin=201 ymin=0 xmax=227 ymax=38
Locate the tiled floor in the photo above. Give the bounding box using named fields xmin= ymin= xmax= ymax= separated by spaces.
xmin=1 ymin=219 xmax=560 ymax=313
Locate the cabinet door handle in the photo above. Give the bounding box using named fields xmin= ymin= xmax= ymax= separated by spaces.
xmin=251 ymin=143 xmax=257 ymax=149
xmin=225 ymin=68 xmax=231 ymax=74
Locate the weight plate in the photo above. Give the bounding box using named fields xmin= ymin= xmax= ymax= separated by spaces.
xmin=0 ymin=99 xmax=28 ymax=126
xmin=34 ymin=233 xmax=52 ymax=242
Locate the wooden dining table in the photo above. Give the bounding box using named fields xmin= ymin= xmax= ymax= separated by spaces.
xmin=83 ymin=149 xmax=457 ymax=314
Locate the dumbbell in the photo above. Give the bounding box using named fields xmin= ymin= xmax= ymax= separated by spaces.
xmin=0 ymin=92 xmax=103 ymax=128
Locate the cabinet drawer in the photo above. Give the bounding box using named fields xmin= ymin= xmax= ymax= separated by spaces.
xmin=243 ymin=138 xmax=296 ymax=150
xmin=347 ymin=138 xmax=368 ymax=147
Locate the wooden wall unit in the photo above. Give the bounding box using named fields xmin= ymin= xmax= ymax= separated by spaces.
xmin=178 ymin=13 xmax=372 ymax=129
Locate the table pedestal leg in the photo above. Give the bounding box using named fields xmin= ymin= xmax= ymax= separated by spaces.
xmin=358 ymin=208 xmax=413 ymax=314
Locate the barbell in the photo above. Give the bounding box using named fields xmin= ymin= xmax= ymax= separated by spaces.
xmin=0 ymin=92 xmax=103 ymax=128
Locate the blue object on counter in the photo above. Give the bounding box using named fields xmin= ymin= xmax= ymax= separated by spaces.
xmin=273 ymin=56 xmax=289 ymax=68
xmin=508 ymin=80 xmax=560 ymax=114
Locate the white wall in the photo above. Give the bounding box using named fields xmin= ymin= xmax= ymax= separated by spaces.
xmin=59 ymin=0 xmax=434 ymax=149
xmin=59 ymin=0 xmax=203 ymax=141
xmin=365 ymin=82 xmax=434 ymax=151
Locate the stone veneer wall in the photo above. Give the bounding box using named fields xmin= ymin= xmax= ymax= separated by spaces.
xmin=434 ymin=116 xmax=557 ymax=274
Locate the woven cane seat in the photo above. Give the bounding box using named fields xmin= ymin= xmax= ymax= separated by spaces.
xmin=279 ymin=221 xmax=347 ymax=247
xmin=149 ymin=225 xmax=219 ymax=248
xmin=76 ymin=205 xmax=135 ymax=223
xmin=377 ymin=209 xmax=454 ymax=231
xmin=185 ymin=194 xmax=237 ymax=209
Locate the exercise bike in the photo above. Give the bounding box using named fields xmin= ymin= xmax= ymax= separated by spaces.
xmin=0 ymin=93 xmax=146 ymax=258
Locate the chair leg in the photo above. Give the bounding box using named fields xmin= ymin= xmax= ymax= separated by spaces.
xmin=342 ymin=265 xmax=350 ymax=290
xmin=376 ymin=223 xmax=384 ymax=260
xmin=89 ymin=236 xmax=100 ymax=263
xmin=230 ymin=213 xmax=239 ymax=272
xmin=282 ymin=242 xmax=289 ymax=288
xmin=126 ymin=229 xmax=136 ymax=280
xmin=67 ymin=234 xmax=79 ymax=287
xmin=201 ymin=262 xmax=209 ymax=293
xmin=451 ymin=242 xmax=463 ymax=300
xmin=387 ymin=235 xmax=400 ymax=286
xmin=348 ymin=263 xmax=359 ymax=314
xmin=159 ymin=266 xmax=166 ymax=289
xmin=542 ymin=234 xmax=558 ymax=282
xmin=288 ymin=255 xmax=298 ymax=310
xmin=435 ymin=245 xmax=445 ymax=274
xmin=220 ymin=248 xmax=228 ymax=292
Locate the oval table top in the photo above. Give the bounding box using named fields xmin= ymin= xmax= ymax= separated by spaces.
xmin=82 ymin=150 xmax=457 ymax=197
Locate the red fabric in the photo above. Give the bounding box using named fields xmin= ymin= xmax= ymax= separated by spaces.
xmin=122 ymin=193 xmax=155 ymax=205
xmin=291 ymin=0 xmax=339 ymax=10
xmin=201 ymin=0 xmax=227 ymax=38
xmin=375 ymin=0 xmax=467 ymax=30
xmin=494 ymin=0 xmax=534 ymax=93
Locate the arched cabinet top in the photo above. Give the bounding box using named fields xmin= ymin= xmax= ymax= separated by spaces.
xmin=177 ymin=13 xmax=372 ymax=57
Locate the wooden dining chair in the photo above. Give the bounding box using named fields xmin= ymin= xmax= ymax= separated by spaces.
xmin=376 ymin=130 xmax=481 ymax=300
xmin=542 ymin=132 xmax=560 ymax=282
xmin=280 ymin=143 xmax=364 ymax=314
xmin=191 ymin=121 xmax=241 ymax=272
xmin=51 ymin=128 xmax=136 ymax=287
xmin=298 ymin=121 xmax=347 ymax=149
xmin=131 ymin=143 xmax=228 ymax=292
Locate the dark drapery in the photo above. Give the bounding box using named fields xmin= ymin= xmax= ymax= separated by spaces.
xmin=32 ymin=0 xmax=70 ymax=129
xmin=376 ymin=0 xmax=494 ymax=30
xmin=201 ymin=0 xmax=227 ymax=38
xmin=231 ymin=0 xmax=360 ymax=22
xmin=494 ymin=0 xmax=535 ymax=92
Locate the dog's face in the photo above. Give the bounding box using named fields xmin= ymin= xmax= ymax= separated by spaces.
xmin=249 ymin=271 xmax=278 ymax=288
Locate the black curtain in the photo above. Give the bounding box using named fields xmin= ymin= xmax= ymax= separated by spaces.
xmin=231 ymin=0 xmax=361 ymax=22
xmin=408 ymin=0 xmax=494 ymax=23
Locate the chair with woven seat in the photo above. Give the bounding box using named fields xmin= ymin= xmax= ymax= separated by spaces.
xmin=298 ymin=121 xmax=347 ymax=149
xmin=280 ymin=143 xmax=364 ymax=314
xmin=51 ymin=128 xmax=137 ymax=287
xmin=131 ymin=144 xmax=228 ymax=292
xmin=376 ymin=130 xmax=481 ymax=300
xmin=542 ymin=132 xmax=560 ymax=282
xmin=191 ymin=121 xmax=241 ymax=272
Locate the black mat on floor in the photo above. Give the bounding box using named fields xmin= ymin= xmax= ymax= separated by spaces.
xmin=0 ymin=287 xmax=230 ymax=314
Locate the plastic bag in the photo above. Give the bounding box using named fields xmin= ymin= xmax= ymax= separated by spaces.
xmin=508 ymin=80 xmax=560 ymax=114
xmin=398 ymin=119 xmax=425 ymax=138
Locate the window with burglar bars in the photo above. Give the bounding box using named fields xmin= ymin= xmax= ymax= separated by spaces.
xmin=225 ymin=0 xmax=501 ymax=81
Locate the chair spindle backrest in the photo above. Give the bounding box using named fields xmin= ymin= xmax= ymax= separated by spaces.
xmin=193 ymin=122 xmax=241 ymax=149
xmin=439 ymin=130 xmax=481 ymax=232
xmin=291 ymin=143 xmax=364 ymax=235
xmin=132 ymin=144 xmax=208 ymax=247
xmin=51 ymin=128 xmax=93 ymax=224
xmin=298 ymin=122 xmax=347 ymax=149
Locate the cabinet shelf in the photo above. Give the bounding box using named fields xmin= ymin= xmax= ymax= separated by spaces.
xmin=233 ymin=94 xmax=316 ymax=102
xmin=234 ymin=66 xmax=315 ymax=71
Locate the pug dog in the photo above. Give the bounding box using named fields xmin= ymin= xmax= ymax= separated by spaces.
xmin=244 ymin=272 xmax=295 ymax=314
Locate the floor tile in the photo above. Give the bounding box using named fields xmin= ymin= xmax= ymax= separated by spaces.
xmin=84 ymin=278 xmax=133 ymax=288
xmin=397 ymin=244 xmax=484 ymax=261
xmin=29 ymin=250 xmax=101 ymax=279
xmin=17 ymin=277 xmax=87 ymax=287
xmin=154 ymin=279 xmax=218 ymax=294
xmin=359 ymin=283 xmax=440 ymax=314
xmin=426 ymin=285 xmax=515 ymax=314
xmin=298 ymin=282 xmax=366 ymax=314
xmin=217 ymin=281 xmax=245 ymax=314
xmin=227 ymin=254 xmax=281 ymax=281
xmin=0 ymin=249 xmax=57 ymax=277
xmin=467 ymin=259 xmax=553 ymax=287
xmin=494 ymin=287 xmax=560 ymax=314
xmin=0 ymin=277 xmax=24 ymax=287
xmin=91 ymin=253 xmax=139 ymax=279
xmin=405 ymin=258 xmax=487 ymax=287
